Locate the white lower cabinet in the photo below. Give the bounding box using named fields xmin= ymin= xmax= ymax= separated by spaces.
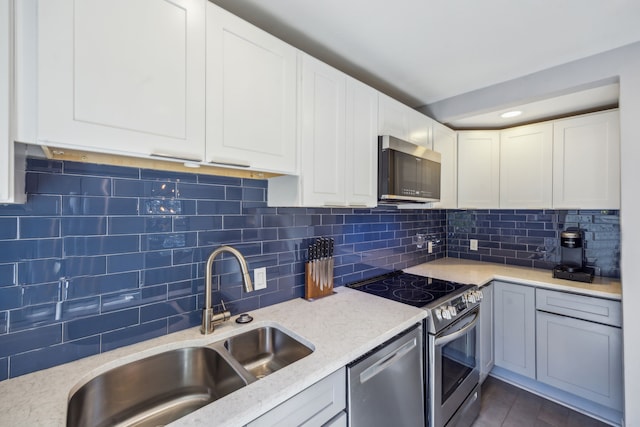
xmin=478 ymin=283 xmax=494 ymax=383
xmin=535 ymin=289 xmax=623 ymax=411
xmin=493 ymin=281 xmax=536 ymax=379
xmin=247 ymin=368 xmax=346 ymax=427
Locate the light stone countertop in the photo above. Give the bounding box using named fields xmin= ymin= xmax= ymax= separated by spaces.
xmin=405 ymin=257 xmax=622 ymax=300
xmin=0 ymin=287 xmax=426 ymax=427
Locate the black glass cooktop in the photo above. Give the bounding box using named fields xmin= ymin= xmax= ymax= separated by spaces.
xmin=346 ymin=271 xmax=469 ymax=308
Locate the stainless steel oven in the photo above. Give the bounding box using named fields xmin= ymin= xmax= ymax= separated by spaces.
xmin=429 ymin=307 xmax=480 ymax=427
xmin=347 ymin=271 xmax=483 ymax=427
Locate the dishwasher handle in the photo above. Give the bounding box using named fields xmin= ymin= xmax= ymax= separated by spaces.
xmin=359 ymin=337 xmax=418 ymax=384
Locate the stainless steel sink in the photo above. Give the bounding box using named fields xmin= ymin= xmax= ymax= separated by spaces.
xmin=66 ymin=325 xmax=313 ymax=427
xmin=224 ymin=326 xmax=313 ymax=379
xmin=66 ymin=347 xmax=247 ymax=427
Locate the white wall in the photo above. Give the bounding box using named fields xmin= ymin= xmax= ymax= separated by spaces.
xmin=423 ymin=41 xmax=640 ymax=426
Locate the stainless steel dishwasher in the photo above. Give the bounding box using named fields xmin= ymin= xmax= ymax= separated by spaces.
xmin=347 ymin=323 xmax=425 ymax=427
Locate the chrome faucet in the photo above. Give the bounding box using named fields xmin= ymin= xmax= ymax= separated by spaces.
xmin=201 ymin=246 xmax=253 ymax=334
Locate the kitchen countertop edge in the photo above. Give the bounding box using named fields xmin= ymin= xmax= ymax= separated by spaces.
xmin=404 ymin=257 xmax=621 ymax=299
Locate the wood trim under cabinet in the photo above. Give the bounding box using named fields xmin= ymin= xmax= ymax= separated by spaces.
xmin=41 ymin=146 xmax=281 ymax=180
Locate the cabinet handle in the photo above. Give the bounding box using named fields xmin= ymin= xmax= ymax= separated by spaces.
xmin=323 ymin=202 xmax=348 ymax=207
xmin=150 ymin=152 xmax=202 ymax=162
xmin=347 ymin=204 xmax=370 ymax=208
xmin=207 ymin=157 xmax=251 ymax=168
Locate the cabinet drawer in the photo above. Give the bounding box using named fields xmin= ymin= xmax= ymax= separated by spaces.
xmin=535 ymin=288 xmax=621 ymax=327
xmin=247 ymin=368 xmax=346 ymax=427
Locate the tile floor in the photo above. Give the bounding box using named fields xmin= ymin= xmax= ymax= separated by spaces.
xmin=472 ymin=376 xmax=610 ymax=427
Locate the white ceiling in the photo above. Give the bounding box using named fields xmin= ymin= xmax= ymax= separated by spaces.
xmin=209 ymin=0 xmax=640 ymax=127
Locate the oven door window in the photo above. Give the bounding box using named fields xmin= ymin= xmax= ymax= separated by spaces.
xmin=441 ymin=321 xmax=477 ymax=402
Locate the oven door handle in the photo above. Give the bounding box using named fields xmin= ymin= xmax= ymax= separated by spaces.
xmin=434 ymin=311 xmax=479 ymax=347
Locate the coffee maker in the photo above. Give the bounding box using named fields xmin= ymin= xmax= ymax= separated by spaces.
xmin=552 ymin=228 xmax=594 ymax=283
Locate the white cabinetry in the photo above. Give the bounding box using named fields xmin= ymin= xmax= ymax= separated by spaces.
xmin=268 ymin=54 xmax=377 ymax=207
xmin=500 ymin=123 xmax=553 ymax=208
xmin=493 ymin=281 xmax=536 ymax=379
xmin=35 ymin=0 xmax=206 ymax=161
xmin=0 ymin=0 xmax=25 ymax=204
xmin=247 ymin=368 xmax=346 ymax=426
xmin=431 ymin=122 xmax=457 ymax=209
xmin=552 ymin=110 xmax=620 ymax=209
xmin=206 ymin=3 xmax=297 ymax=174
xmin=479 ymin=283 xmax=494 ymax=383
xmin=457 ymin=131 xmax=500 ymax=208
xmin=345 ymin=78 xmax=379 ymax=206
xmin=378 ymin=93 xmax=432 ymax=148
xmin=536 ymin=289 xmax=623 ymax=411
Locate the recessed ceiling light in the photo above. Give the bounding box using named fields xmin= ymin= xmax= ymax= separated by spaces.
xmin=500 ymin=110 xmax=522 ymax=118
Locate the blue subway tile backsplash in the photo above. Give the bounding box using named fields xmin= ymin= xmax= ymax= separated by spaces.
xmin=0 ymin=158 xmax=621 ymax=381
xmin=0 ymin=158 xmax=449 ymax=380
xmin=447 ymin=209 xmax=620 ymax=276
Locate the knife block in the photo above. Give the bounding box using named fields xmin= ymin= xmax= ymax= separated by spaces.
xmin=304 ymin=261 xmax=334 ymax=300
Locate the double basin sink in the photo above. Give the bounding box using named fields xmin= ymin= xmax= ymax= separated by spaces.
xmin=66 ymin=325 xmax=314 ymax=427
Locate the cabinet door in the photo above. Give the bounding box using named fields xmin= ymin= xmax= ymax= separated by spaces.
xmin=378 ymin=93 xmax=410 ymax=141
xmin=457 ymin=131 xmax=500 ymax=208
xmin=494 ymin=281 xmax=536 ymax=379
xmin=500 ymin=123 xmax=552 ymax=208
xmin=553 ymin=110 xmax=620 ymax=209
xmin=345 ymin=77 xmax=378 ymax=207
xmin=206 ymin=3 xmax=297 ymax=174
xmin=537 ymin=311 xmax=623 ymax=410
xmin=479 ymin=284 xmax=494 ymax=383
xmin=37 ymin=0 xmax=205 ymax=161
xmin=300 ymin=54 xmax=346 ymax=206
xmin=0 ymin=0 xmax=25 ymax=204
xmin=247 ymin=368 xmax=346 ymax=427
xmin=407 ymin=108 xmax=433 ymax=148
xmin=431 ymin=122 xmax=457 ymax=209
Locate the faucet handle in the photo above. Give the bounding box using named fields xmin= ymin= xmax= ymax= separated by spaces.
xmin=220 ymin=299 xmax=227 ymax=312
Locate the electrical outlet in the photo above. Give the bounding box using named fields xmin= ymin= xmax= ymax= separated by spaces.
xmin=428 ymin=241 xmax=433 ymax=254
xmin=470 ymin=239 xmax=478 ymax=251
xmin=254 ymin=267 xmax=267 ymax=290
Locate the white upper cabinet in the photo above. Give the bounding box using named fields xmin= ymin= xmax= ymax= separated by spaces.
xmin=1 ymin=0 xmax=25 ymax=204
xmin=345 ymin=77 xmax=378 ymax=207
xmin=378 ymin=93 xmax=410 ymax=141
xmin=299 ymin=53 xmax=347 ymax=206
xmin=206 ymin=3 xmax=297 ymax=174
xmin=268 ymin=53 xmax=377 ymax=207
xmin=431 ymin=122 xmax=457 ymax=209
xmin=378 ymin=93 xmax=433 ymax=148
xmin=407 ymin=108 xmax=433 ymax=148
xmin=500 ymin=122 xmax=553 ymax=208
xmin=457 ymin=131 xmax=500 ymax=208
xmin=553 ymin=110 xmax=620 ymax=209
xmin=35 ymin=0 xmax=206 ymax=161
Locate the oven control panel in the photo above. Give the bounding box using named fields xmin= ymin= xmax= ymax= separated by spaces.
xmin=432 ymin=289 xmax=483 ymax=327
